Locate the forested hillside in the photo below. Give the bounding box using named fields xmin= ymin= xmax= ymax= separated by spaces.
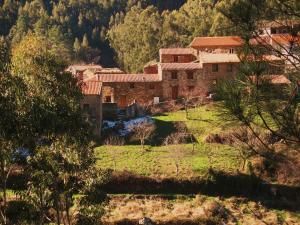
xmin=0 ymin=0 xmax=238 ymax=71
xmin=0 ymin=0 xmax=187 ymax=67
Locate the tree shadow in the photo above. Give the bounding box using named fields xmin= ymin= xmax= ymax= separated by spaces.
xmin=103 ymin=170 xmax=300 ymax=212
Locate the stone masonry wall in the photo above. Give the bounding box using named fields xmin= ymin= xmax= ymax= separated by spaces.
xmin=161 ymin=54 xmax=196 ymax=63
xmin=102 ymin=82 xmax=163 ymax=108
xmin=81 ymin=94 xmax=102 ymax=136
xmin=161 ymin=69 xmax=210 ymax=100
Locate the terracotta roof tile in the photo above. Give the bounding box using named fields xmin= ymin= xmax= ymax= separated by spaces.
xmin=160 ymin=63 xmax=202 ymax=70
xmin=86 ymin=74 xmax=161 ymax=83
xmin=159 ymin=48 xmax=195 ymax=55
xmin=81 ymin=81 xmax=102 ymax=95
xmin=271 ymin=34 xmax=300 ymax=44
xmin=190 ymin=36 xmax=243 ymax=48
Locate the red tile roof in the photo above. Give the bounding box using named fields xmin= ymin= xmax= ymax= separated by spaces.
xmin=160 ymin=63 xmax=202 ymax=70
xmin=190 ymin=36 xmax=244 ymax=48
xmin=81 ymin=81 xmax=102 ymax=95
xmin=271 ymin=34 xmax=300 ymax=45
xmin=86 ymin=74 xmax=161 ymax=83
xmin=159 ymin=48 xmax=195 ymax=55
xmin=250 ymin=34 xmax=300 ymax=46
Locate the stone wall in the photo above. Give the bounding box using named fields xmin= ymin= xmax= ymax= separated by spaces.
xmin=102 ymin=103 xmax=118 ymax=120
xmin=161 ymin=69 xmax=209 ymax=100
xmin=160 ymin=54 xmax=196 ymax=63
xmin=195 ymin=47 xmax=240 ymax=54
xmin=102 ymin=82 xmax=163 ymax=108
xmin=144 ymin=65 xmax=158 ymax=74
xmin=81 ymin=94 xmax=102 ymax=136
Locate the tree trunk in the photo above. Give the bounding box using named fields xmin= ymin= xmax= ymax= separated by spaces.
xmin=185 ymin=101 xmax=188 ymax=120
xmin=0 ymin=156 xmax=7 ymax=225
xmin=65 ymin=195 xmax=71 ymax=225
xmin=38 ymin=188 xmax=45 ymax=225
xmin=141 ymin=139 xmax=145 ymax=151
xmin=114 ymin=160 xmax=117 ymax=171
xmin=55 ymin=198 xmax=61 ymax=225
xmin=175 ymin=162 xmax=179 ymax=175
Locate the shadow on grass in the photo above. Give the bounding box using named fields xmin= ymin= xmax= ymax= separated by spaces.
xmin=103 ymin=170 xmax=300 ymax=212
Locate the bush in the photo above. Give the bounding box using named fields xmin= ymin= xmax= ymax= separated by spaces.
xmin=6 ymin=200 xmax=38 ymax=224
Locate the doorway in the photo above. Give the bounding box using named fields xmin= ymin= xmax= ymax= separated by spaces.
xmin=119 ymin=95 xmax=127 ymax=108
xmin=171 ymin=86 xmax=178 ymax=100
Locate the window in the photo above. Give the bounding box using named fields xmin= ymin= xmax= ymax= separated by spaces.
xmin=227 ymin=64 xmax=233 ymax=72
xmin=149 ymin=84 xmax=155 ymax=90
xmin=105 ymin=96 xmax=112 ymax=103
xmin=83 ymin=104 xmax=89 ymax=111
xmin=188 ymin=86 xmax=195 ymax=92
xmin=171 ymin=71 xmax=178 ymax=79
xmin=187 ymin=71 xmax=194 ymax=79
xmin=229 ymin=48 xmax=234 ymax=54
xmin=271 ymin=27 xmax=277 ymax=34
xmin=212 ymin=64 xmax=219 ymax=72
xmin=129 ymin=83 xmax=135 ymax=89
xmin=174 ymin=55 xmax=179 ymax=62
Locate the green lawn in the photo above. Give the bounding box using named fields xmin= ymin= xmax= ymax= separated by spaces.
xmin=95 ymin=103 xmax=241 ymax=178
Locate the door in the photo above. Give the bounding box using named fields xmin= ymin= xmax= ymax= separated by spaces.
xmin=171 ymin=86 xmax=178 ymax=100
xmin=119 ymin=95 xmax=127 ymax=108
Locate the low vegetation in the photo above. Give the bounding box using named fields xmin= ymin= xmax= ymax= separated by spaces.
xmin=96 ymin=103 xmax=241 ymax=178
xmin=102 ymin=194 xmax=300 ymax=225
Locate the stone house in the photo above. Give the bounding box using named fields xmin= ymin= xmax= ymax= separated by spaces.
xmin=66 ymin=64 xmax=103 ymax=80
xmin=257 ymin=20 xmax=300 ymax=36
xmin=72 ymin=35 xmax=287 ymax=128
xmin=85 ymin=73 xmax=162 ymax=109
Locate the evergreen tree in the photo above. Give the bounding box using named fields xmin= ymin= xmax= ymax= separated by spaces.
xmin=74 ymin=37 xmax=81 ymax=53
xmin=82 ymin=33 xmax=89 ymax=48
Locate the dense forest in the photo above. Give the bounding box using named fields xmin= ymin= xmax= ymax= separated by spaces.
xmin=0 ymin=0 xmax=236 ymax=72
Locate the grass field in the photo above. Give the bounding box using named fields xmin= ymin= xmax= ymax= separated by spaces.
xmin=96 ymin=103 xmax=241 ymax=178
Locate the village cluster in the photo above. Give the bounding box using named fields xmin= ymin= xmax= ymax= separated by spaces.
xmin=66 ymin=21 xmax=298 ymax=136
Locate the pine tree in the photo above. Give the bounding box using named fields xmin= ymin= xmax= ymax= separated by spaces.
xmin=82 ymin=34 xmax=89 ymax=48
xmin=74 ymin=37 xmax=81 ymax=53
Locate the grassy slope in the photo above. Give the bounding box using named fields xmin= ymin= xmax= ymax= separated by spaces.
xmin=103 ymin=194 xmax=300 ymax=224
xmin=95 ymin=103 xmax=241 ymax=178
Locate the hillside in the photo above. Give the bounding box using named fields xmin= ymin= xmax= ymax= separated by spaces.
xmin=0 ymin=0 xmax=187 ymax=67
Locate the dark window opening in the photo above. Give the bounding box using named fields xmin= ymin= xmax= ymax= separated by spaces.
xmin=83 ymin=104 xmax=89 ymax=111
xmin=149 ymin=84 xmax=155 ymax=90
xmin=227 ymin=64 xmax=233 ymax=72
xmin=229 ymin=48 xmax=234 ymax=54
xmin=129 ymin=83 xmax=135 ymax=89
xmin=187 ymin=71 xmax=194 ymax=79
xmin=271 ymin=27 xmax=277 ymax=34
xmin=171 ymin=71 xmax=178 ymax=79
xmin=174 ymin=55 xmax=179 ymax=62
xmin=212 ymin=64 xmax=219 ymax=72
xmin=105 ymin=96 xmax=112 ymax=103
xmin=188 ymin=86 xmax=195 ymax=92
